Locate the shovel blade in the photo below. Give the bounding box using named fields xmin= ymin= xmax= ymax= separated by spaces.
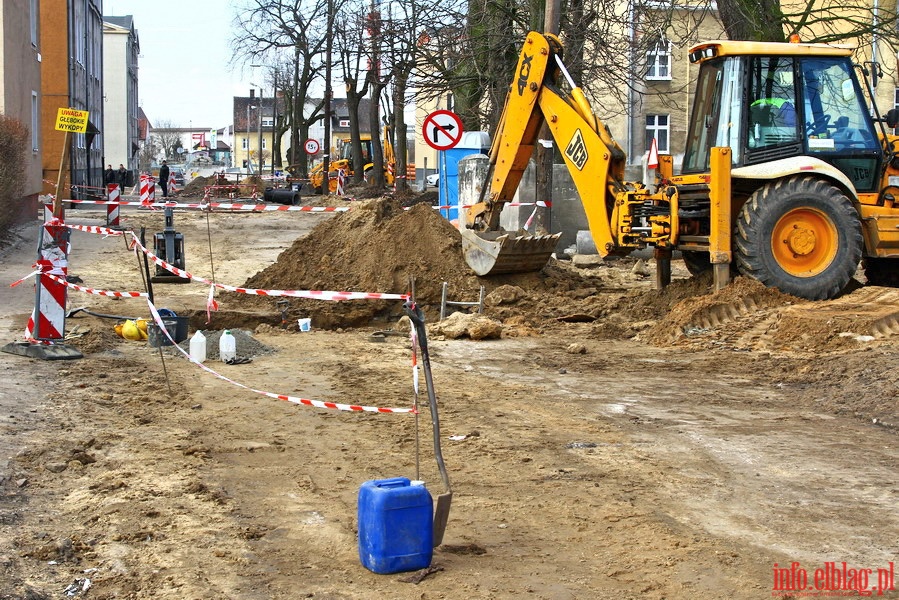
xmin=461 ymin=228 xmax=560 ymax=276
xmin=432 ymin=491 xmax=453 ymax=547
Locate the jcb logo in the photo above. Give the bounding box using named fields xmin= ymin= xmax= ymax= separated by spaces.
xmin=566 ymin=129 xmax=588 ymax=170
xmin=516 ymin=54 xmax=533 ymax=96
xmin=853 ymin=167 xmax=871 ymax=182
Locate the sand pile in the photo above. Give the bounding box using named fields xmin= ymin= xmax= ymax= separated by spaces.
xmin=639 ymin=276 xmax=799 ymax=346
xmin=239 ymin=198 xmax=484 ymax=327
xmin=237 ymin=196 xmax=766 ymax=331
xmin=180 ymin=176 xmax=214 ymax=198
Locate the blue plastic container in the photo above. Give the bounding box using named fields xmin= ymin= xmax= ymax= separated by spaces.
xmin=358 ymin=477 xmax=433 ymax=574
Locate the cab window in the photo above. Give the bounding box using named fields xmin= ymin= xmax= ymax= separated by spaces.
xmin=800 ymin=57 xmax=878 ymax=153
xmin=747 ymin=57 xmax=800 ymax=151
xmin=683 ymin=57 xmax=745 ymax=172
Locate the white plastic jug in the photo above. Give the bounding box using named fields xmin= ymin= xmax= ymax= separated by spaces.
xmin=219 ymin=330 xmax=236 ymax=363
xmin=189 ymin=330 xmax=207 ymax=363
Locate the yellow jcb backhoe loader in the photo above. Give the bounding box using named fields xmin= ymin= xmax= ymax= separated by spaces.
xmin=310 ymin=127 xmax=397 ymax=194
xmin=461 ymin=31 xmax=899 ymax=300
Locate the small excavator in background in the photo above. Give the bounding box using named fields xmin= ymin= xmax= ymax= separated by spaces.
xmin=461 ymin=31 xmax=899 ymax=300
xmin=310 ymin=127 xmax=397 ymax=194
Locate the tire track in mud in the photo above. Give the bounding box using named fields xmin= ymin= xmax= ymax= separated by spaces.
xmin=645 ymin=280 xmax=899 ymax=353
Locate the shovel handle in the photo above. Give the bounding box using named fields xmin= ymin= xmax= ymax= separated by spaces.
xmin=403 ymin=301 xmax=451 ymax=493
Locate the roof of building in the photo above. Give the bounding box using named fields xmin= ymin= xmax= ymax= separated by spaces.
xmin=103 ymin=15 xmax=134 ymax=30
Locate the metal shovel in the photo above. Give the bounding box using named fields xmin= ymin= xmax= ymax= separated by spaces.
xmin=404 ymin=300 xmax=452 ymax=547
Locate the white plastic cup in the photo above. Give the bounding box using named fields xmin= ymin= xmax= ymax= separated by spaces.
xmin=298 ymin=318 xmax=311 ymax=332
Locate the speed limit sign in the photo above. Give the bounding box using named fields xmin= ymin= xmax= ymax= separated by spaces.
xmin=304 ymin=139 xmax=320 ymax=155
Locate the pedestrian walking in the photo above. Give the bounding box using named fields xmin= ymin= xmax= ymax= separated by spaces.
xmin=104 ymin=164 xmax=115 ymax=186
xmin=117 ymin=164 xmax=128 ymax=188
xmin=159 ymin=160 xmax=170 ymax=197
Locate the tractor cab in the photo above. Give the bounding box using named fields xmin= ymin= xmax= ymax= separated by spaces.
xmin=683 ymin=41 xmax=882 ymax=192
xmin=335 ymin=137 xmax=373 ymax=171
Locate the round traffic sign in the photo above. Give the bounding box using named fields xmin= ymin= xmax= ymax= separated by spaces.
xmin=304 ymin=138 xmax=320 ymax=155
xmin=423 ymin=110 xmax=464 ymax=151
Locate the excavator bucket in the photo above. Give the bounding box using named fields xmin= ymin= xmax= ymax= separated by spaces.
xmin=461 ymin=228 xmax=561 ymax=276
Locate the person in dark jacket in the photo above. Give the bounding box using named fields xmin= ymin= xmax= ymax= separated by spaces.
xmin=117 ymin=164 xmax=128 ymax=188
xmin=104 ymin=165 xmax=115 ymax=186
xmin=159 ymin=160 xmax=170 ymax=197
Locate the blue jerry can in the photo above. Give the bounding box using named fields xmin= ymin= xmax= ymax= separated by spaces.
xmin=358 ymin=477 xmax=433 ymax=574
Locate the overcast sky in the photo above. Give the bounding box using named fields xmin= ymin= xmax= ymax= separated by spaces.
xmin=106 ymin=0 xmax=258 ymax=130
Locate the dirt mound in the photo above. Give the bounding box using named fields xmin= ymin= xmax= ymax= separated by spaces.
xmin=180 ymin=176 xmax=213 ymax=198
xmin=238 ymin=198 xmax=481 ymax=327
xmin=235 ymin=197 xmax=625 ymax=328
xmin=639 ymin=276 xmax=799 ymax=346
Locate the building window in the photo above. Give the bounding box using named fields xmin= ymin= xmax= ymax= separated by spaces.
xmin=262 ymin=138 xmax=267 ymax=150
xmin=646 ymin=114 xmax=669 ymax=153
xmin=30 ymin=0 xmax=38 ymax=47
xmin=242 ymin=138 xmax=248 ymax=150
xmin=74 ymin=4 xmax=85 ymax=64
xmin=646 ymin=38 xmax=672 ymax=81
xmin=262 ymin=117 xmax=274 ymax=127
xmin=31 ymin=92 xmax=39 ymax=151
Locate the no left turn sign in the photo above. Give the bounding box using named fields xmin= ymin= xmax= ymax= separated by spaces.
xmin=304 ymin=139 xmax=320 ymax=155
xmin=423 ymin=110 xmax=464 ymax=151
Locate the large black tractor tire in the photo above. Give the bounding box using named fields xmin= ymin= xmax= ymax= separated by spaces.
xmin=734 ymin=176 xmax=863 ymax=300
xmin=863 ymin=257 xmax=899 ymax=287
xmin=681 ymin=250 xmax=712 ymax=276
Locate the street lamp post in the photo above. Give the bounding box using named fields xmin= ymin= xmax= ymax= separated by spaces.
xmin=247 ymin=103 xmax=256 ymax=174
xmin=251 ymin=65 xmax=265 ymax=174
xmin=258 ymin=89 xmax=263 ymax=172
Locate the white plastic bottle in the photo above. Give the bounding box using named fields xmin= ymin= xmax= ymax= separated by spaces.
xmin=189 ymin=330 xmax=207 ymax=363
xmin=219 ymin=330 xmax=236 ymax=363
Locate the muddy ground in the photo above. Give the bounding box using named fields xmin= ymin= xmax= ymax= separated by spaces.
xmin=0 ymin=194 xmax=897 ymax=599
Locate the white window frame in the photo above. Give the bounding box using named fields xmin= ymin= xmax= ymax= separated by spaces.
xmin=242 ymin=137 xmax=249 ymax=150
xmin=30 ymin=0 xmax=38 ymax=47
xmin=262 ymin=117 xmax=274 ymax=127
xmin=646 ymin=114 xmax=670 ymax=154
xmin=74 ymin=6 xmax=85 ymax=65
xmin=262 ymin=138 xmax=267 ymax=150
xmin=31 ymin=91 xmax=39 ymax=151
xmin=646 ymin=39 xmax=672 ymax=81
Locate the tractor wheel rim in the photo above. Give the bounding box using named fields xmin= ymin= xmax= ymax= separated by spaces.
xmin=771 ymin=207 xmax=838 ymax=277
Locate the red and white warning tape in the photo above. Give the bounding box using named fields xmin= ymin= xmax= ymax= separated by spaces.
xmin=66 ymin=224 xmax=125 ymax=236
xmin=128 ymin=234 xmax=408 ymax=301
xmin=146 ymin=300 xmax=414 ymax=413
xmin=42 ymin=272 xmax=148 ymax=298
xmin=53 ymin=199 xmax=350 ymax=212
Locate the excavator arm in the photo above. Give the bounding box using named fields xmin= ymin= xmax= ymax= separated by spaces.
xmin=462 ymin=31 xmax=678 ymax=275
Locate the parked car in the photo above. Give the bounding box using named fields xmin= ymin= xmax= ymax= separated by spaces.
xmin=426 ymin=172 xmax=439 ymax=187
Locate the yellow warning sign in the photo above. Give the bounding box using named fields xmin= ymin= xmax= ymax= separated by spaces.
xmin=55 ymin=107 xmax=89 ymax=133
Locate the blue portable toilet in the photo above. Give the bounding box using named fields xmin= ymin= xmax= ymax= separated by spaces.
xmin=438 ymin=131 xmax=491 ymax=223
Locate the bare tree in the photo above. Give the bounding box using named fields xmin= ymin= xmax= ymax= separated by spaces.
xmin=137 ymin=138 xmax=159 ymax=171
xmin=149 ymin=120 xmax=183 ymax=162
xmin=232 ymin=0 xmax=333 ymax=176
xmin=379 ymin=0 xmax=424 ymax=193
xmin=335 ymin=6 xmax=373 ymax=185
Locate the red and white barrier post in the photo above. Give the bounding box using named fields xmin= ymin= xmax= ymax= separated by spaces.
xmin=5 ymin=204 xmax=82 ymax=359
xmin=106 ymin=183 xmax=120 ymax=227
xmin=168 ymin=171 xmax=177 ymax=195
xmin=26 ymin=217 xmax=69 ymax=342
xmin=140 ymin=174 xmax=157 ymax=206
